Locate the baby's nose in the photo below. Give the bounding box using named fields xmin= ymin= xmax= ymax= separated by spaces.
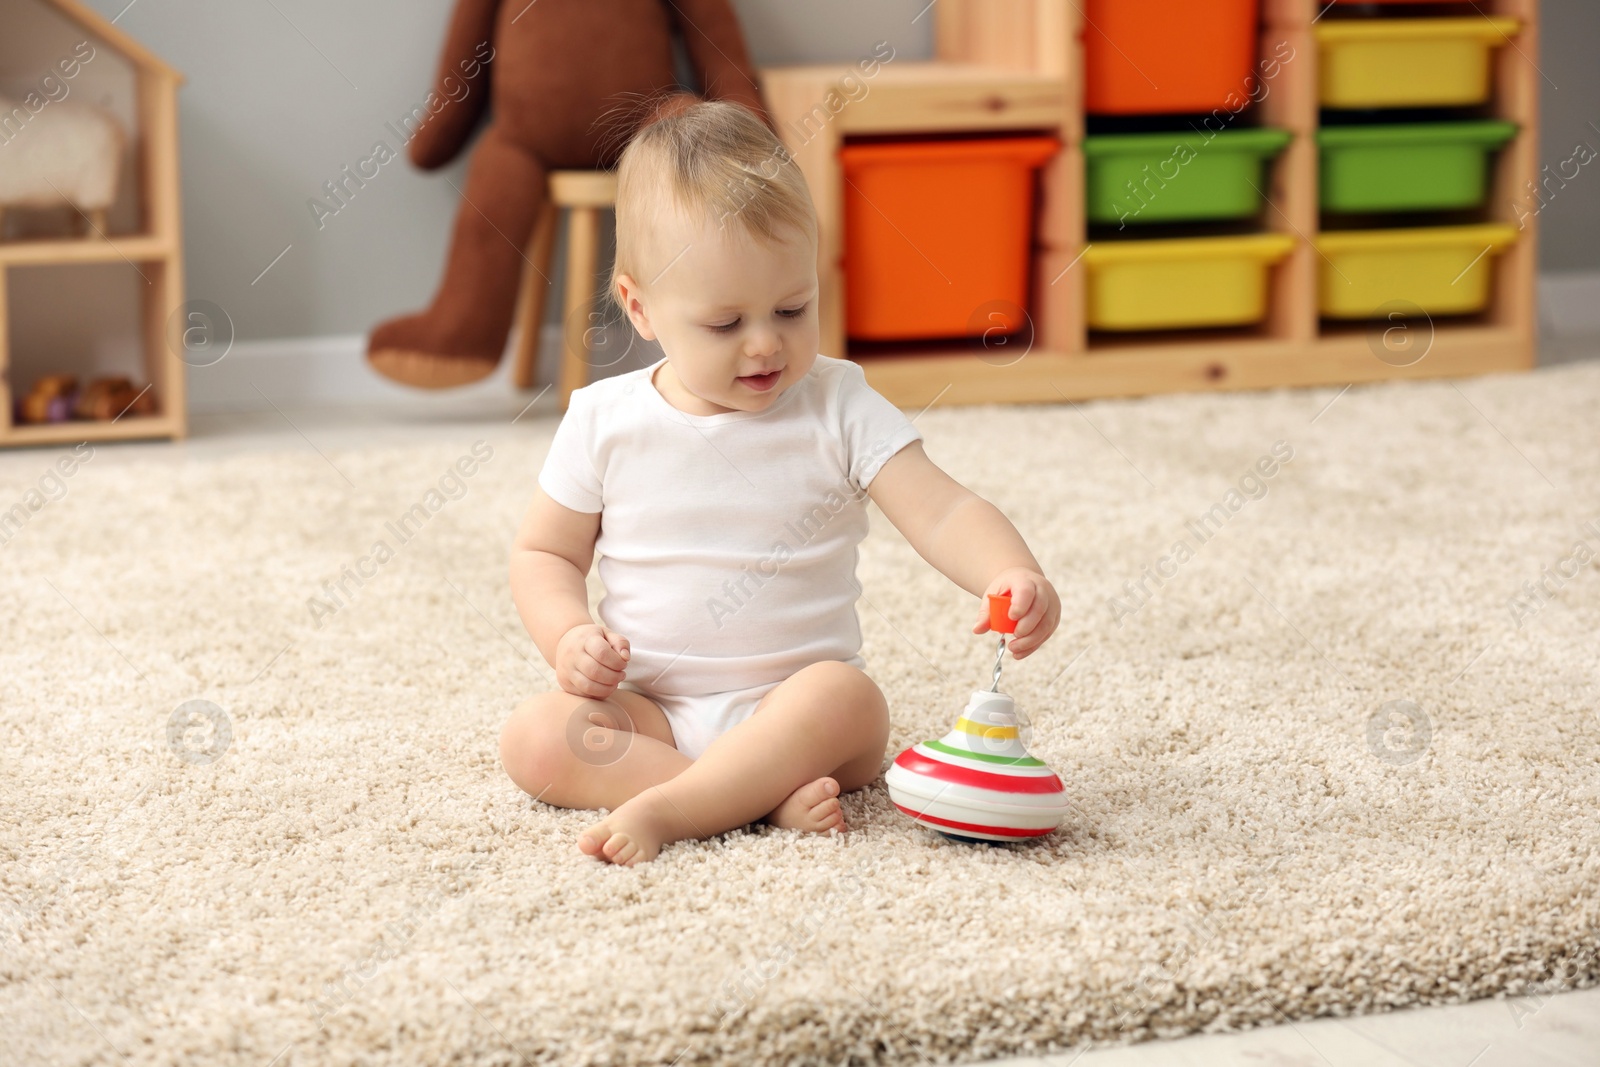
xmin=745 ymin=328 xmax=781 ymax=358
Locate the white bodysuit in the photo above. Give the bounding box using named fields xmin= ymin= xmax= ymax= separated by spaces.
xmin=536 ymin=353 xmax=922 ymax=757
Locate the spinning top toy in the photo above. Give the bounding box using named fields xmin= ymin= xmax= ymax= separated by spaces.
xmin=885 ymin=593 xmax=1070 ymax=843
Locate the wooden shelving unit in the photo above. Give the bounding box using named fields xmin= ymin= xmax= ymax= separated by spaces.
xmin=1 ymin=0 xmax=187 ymax=448
xmin=758 ymin=0 xmax=1538 ymax=408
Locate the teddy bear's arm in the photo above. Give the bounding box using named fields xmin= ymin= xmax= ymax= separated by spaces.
xmin=666 ymin=0 xmax=772 ymax=129
xmin=409 ymin=0 xmax=502 ymax=171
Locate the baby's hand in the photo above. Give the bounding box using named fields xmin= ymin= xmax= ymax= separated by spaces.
xmin=972 ymin=569 xmax=1060 ymax=659
xmin=556 ymin=623 xmax=631 ymax=699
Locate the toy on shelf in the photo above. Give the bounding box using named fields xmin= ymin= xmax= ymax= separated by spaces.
xmin=75 ymin=375 xmax=157 ymax=420
xmin=0 ymin=95 xmax=124 ymax=240
xmin=14 ymin=373 xmax=157 ymax=424
xmin=16 ymin=373 xmax=77 ymax=423
xmin=885 ymin=593 xmax=1070 ymax=843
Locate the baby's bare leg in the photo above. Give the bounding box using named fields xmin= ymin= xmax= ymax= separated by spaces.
xmin=578 ymin=661 xmax=891 ymax=865
xmin=762 ymin=687 xmax=890 ymax=833
xmin=499 ymin=689 xmax=691 ymax=812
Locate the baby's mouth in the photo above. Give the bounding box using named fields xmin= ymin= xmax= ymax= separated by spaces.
xmin=738 ymin=370 xmax=782 ymax=392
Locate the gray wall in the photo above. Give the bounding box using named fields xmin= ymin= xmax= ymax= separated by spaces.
xmin=1537 ymin=0 xmax=1600 ymax=273
xmin=43 ymin=0 xmax=1600 ymax=346
xmin=54 ymin=0 xmax=932 ymax=347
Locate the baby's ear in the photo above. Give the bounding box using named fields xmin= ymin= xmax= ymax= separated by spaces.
xmin=613 ymin=274 xmax=657 ymax=341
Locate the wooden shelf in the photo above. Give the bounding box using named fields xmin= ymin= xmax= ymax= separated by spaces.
xmin=1 ymin=3 xmax=186 ymax=449
xmin=817 ymin=61 xmax=1066 ymax=134
xmin=758 ymin=0 xmax=1539 ymax=409
xmin=856 ymin=328 xmax=1532 ymax=407
xmin=0 ymin=414 xmax=178 ymax=447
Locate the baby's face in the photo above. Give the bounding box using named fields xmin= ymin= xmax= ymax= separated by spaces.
xmin=617 ymin=202 xmax=819 ymax=417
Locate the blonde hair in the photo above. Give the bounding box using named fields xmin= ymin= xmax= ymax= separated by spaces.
xmin=608 ymin=98 xmax=817 ymax=314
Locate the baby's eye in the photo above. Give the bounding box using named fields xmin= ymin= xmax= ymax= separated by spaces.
xmin=778 ymin=304 xmax=808 ymax=319
xmin=707 ymin=319 xmax=740 ymax=334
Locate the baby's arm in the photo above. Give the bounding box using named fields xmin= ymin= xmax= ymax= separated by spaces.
xmin=509 ymin=488 xmax=631 ymax=698
xmin=866 ymin=442 xmax=1060 ymax=657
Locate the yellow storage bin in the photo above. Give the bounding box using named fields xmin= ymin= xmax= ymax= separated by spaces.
xmin=1084 ymin=233 xmax=1294 ymax=331
xmin=1316 ymin=224 xmax=1517 ymax=319
xmin=1316 ymin=18 xmax=1519 ymax=108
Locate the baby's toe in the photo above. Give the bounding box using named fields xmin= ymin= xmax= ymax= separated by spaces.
xmin=792 ymin=776 xmax=839 ymax=810
xmin=603 ymin=831 xmax=636 ymax=864
xmin=578 ymin=818 xmax=613 ymax=858
xmin=764 ymin=777 xmax=847 ymax=834
xmin=815 ymin=797 xmax=845 ymax=833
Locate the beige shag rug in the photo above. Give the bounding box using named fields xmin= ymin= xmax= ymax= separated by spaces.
xmin=3 ymin=363 xmax=1598 ymax=1066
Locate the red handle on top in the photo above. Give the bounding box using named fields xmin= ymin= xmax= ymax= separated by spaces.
xmin=987 ymin=594 xmax=1017 ymax=634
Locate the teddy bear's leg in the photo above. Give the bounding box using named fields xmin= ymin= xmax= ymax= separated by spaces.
xmin=367 ymin=125 xmax=550 ymax=389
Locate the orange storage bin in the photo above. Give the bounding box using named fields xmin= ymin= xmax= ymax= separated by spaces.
xmin=1085 ymin=0 xmax=1262 ymax=115
xmin=838 ymin=135 xmax=1060 ymax=341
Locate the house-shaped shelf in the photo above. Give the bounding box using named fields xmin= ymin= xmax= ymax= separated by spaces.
xmin=0 ymin=0 xmax=186 ymax=446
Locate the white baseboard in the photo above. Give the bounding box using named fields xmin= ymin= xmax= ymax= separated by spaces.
xmin=187 ymin=324 xmax=569 ymax=414
xmin=190 ymin=276 xmax=1600 ymax=413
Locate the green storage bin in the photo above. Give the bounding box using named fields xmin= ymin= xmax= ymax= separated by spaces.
xmin=1318 ymin=120 xmax=1517 ymax=213
xmin=1083 ymin=127 xmax=1291 ymax=225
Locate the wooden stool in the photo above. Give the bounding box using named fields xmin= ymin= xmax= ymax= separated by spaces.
xmin=510 ymin=170 xmax=618 ymax=410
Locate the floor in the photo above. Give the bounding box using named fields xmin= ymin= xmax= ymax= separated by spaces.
xmin=24 ymin=344 xmax=1599 ymax=1067
xmin=992 ymin=986 xmax=1600 ymax=1066
xmin=194 ymin=362 xmax=1600 ymax=1067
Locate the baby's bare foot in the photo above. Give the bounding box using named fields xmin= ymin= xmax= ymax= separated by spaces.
xmin=764 ymin=776 xmax=845 ymax=834
xmin=577 ymin=791 xmax=677 ymax=866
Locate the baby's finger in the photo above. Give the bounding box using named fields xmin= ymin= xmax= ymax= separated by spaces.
xmin=1007 ymin=624 xmax=1044 ymax=656
xmin=582 ymin=652 xmax=626 ymax=686
xmin=1009 ymin=582 xmax=1036 ymax=621
xmin=562 ymin=670 xmax=609 ymax=700
xmin=1014 ymin=606 xmax=1059 ymax=659
xmin=587 ymin=632 xmax=628 ymax=671
xmin=603 ymin=628 xmax=631 ymax=658
xmin=1017 ymin=593 xmax=1049 ymax=637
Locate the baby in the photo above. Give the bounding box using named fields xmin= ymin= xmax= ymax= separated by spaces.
xmin=501 ymin=99 xmax=1060 ymax=865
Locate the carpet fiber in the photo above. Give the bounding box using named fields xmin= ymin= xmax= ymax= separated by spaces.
xmin=3 ymin=364 xmax=1598 ymax=1066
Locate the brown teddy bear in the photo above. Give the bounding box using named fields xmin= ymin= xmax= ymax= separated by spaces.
xmin=366 ymin=0 xmax=771 ymax=389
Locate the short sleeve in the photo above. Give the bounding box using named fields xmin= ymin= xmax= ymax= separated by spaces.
xmin=836 ymin=361 xmax=923 ymax=494
xmin=537 ymin=387 xmax=603 ymax=512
